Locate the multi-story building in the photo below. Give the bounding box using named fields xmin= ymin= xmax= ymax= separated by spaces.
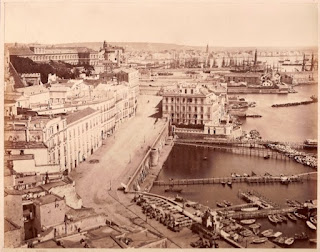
xmin=65 ymin=107 xmax=102 ymax=171
xmin=162 ymin=82 xmax=223 ymax=126
xmin=9 ymin=46 xmax=79 ymax=65
xmin=162 ymin=82 xmax=241 ymax=137
xmin=4 ymin=115 xmax=67 ymax=172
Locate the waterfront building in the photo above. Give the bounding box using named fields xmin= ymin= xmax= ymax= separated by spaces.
xmin=222 ymin=72 xmax=262 ymax=85
xmin=162 ymin=82 xmax=223 ymax=126
xmin=162 ymin=82 xmax=241 ymax=137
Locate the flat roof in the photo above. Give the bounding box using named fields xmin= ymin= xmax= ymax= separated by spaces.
xmin=5 ymin=141 xmax=48 ymax=149
xmin=4 ymin=218 xmax=21 ymax=232
xmin=33 ymin=194 xmax=64 ymax=205
xmin=65 ymin=107 xmax=97 ymax=124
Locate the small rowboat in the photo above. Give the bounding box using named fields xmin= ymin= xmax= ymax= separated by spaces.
xmin=240 ymin=230 xmax=254 ymax=237
xmin=221 ymin=181 xmax=226 ymax=186
xmin=287 ymin=213 xmax=298 ymax=221
xmin=284 ymin=237 xmax=295 ymax=246
xmin=306 ymin=220 xmax=317 ymax=230
xmin=275 ymin=214 xmax=283 ymax=223
xmin=241 ymin=207 xmax=259 ymax=212
xmin=252 ymin=237 xmax=268 ymax=244
xmin=309 ymin=239 xmax=317 ymax=244
xmin=216 ymin=202 xmax=226 ymax=208
xmin=249 ymin=223 xmax=261 ymax=229
xmin=227 ymin=181 xmax=232 ymax=187
xmin=294 ymin=232 xmax=308 ymax=240
xmin=268 ymin=215 xmax=278 ymax=224
xmin=278 ymin=214 xmax=288 ymax=222
xmin=310 ymin=217 xmax=317 ymax=225
xmin=294 ymin=212 xmax=307 ymax=220
xmin=261 ymin=229 xmax=274 ymax=238
xmin=273 ymin=231 xmax=282 ymax=238
xmin=274 ymin=236 xmax=285 ymax=245
xmin=223 ymin=200 xmax=232 ymax=206
xmin=240 ymin=219 xmax=256 ymax=225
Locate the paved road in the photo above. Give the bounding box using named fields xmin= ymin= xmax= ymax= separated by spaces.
xmin=69 ymin=95 xmax=166 ymax=227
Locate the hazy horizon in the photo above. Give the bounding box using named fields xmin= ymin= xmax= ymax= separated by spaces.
xmin=4 ymin=0 xmax=318 ymax=47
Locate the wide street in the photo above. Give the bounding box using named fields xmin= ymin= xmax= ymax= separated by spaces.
xmin=69 ymin=95 xmax=166 ymax=228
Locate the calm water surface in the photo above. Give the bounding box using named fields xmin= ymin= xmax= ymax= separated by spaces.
xmin=151 ymin=86 xmax=317 ymax=248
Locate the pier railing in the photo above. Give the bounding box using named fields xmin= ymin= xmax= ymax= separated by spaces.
xmin=153 ymin=174 xmax=310 ymax=187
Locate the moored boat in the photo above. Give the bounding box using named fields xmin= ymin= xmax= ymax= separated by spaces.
xmin=240 ymin=230 xmax=254 ymax=237
xmin=268 ymin=215 xmax=277 ymax=224
xmin=252 ymin=237 xmax=268 ymax=244
xmin=310 ymin=217 xmax=317 ymax=225
xmin=278 ymin=214 xmax=288 ymax=222
xmin=309 ymin=238 xmax=317 ymax=244
xmin=227 ymin=181 xmax=232 ymax=187
xmin=284 ymin=237 xmax=295 ymax=246
xmin=294 ymin=232 xmax=308 ymax=240
xmin=240 ymin=219 xmax=256 ymax=225
xmin=287 ymin=213 xmax=298 ymax=221
xmin=221 ymin=181 xmax=226 ymax=186
xmin=261 ymin=229 xmax=274 ymax=237
xmin=223 ymin=200 xmax=232 ymax=206
xmin=274 ymin=236 xmax=286 ymax=245
xmin=216 ymin=202 xmax=226 ymax=208
xmin=264 ymin=154 xmax=270 ymax=159
xmin=273 ymin=231 xmax=282 ymax=238
xmin=249 ymin=223 xmax=261 ymax=229
xmin=306 ymin=220 xmax=317 ymax=230
xmin=294 ymin=212 xmax=307 ymax=220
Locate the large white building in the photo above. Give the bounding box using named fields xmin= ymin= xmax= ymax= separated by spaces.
xmin=162 ymin=82 xmax=241 ymax=137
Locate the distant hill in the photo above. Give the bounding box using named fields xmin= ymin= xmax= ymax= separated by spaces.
xmin=5 ymin=42 xmax=317 ymax=53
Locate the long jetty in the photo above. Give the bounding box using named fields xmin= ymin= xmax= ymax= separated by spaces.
xmin=153 ymin=174 xmax=312 ymax=187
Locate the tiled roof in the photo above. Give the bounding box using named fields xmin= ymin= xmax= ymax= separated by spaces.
xmin=5 ymin=141 xmax=48 ymax=149
xmin=65 ymin=107 xmax=97 ymax=124
xmin=8 ymin=47 xmax=35 ymax=55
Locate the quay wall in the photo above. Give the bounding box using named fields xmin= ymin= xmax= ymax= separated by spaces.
xmin=125 ymin=120 xmax=170 ymax=192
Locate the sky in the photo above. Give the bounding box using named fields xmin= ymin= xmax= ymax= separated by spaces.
xmin=4 ymin=0 xmax=319 ymax=47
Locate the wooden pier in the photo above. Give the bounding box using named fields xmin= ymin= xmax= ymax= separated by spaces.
xmin=222 ymin=207 xmax=297 ymax=220
xmin=175 ymin=142 xmax=291 ymax=160
xmin=153 ymin=174 xmax=303 ymax=187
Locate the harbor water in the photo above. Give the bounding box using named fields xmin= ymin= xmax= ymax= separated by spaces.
xmin=241 ymin=84 xmax=318 ymax=142
xmin=151 ymin=85 xmax=317 ymax=248
xmin=151 ymin=145 xmax=317 ymax=248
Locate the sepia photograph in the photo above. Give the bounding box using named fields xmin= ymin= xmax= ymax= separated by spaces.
xmin=1 ymin=0 xmax=318 ymax=249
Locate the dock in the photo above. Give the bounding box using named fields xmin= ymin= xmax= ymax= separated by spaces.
xmin=153 ymin=174 xmax=304 ymax=187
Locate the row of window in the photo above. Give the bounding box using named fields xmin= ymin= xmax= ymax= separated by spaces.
xmin=164 ymin=105 xmax=210 ymax=113
xmin=169 ymin=113 xmax=210 ymax=119
xmin=29 ymin=54 xmax=78 ymax=61
xmin=164 ymin=97 xmax=205 ymax=104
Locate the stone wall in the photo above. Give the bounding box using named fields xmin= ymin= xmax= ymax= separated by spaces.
xmin=125 ymin=120 xmax=169 ymax=192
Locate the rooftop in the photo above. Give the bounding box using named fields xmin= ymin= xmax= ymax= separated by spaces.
xmin=4 ymin=218 xmax=21 ymax=232
xmin=5 ymin=141 xmax=48 ymax=149
xmin=8 ymin=47 xmax=35 ymax=55
xmin=33 ymin=194 xmax=64 ymax=205
xmin=65 ymin=107 xmax=97 ymax=124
